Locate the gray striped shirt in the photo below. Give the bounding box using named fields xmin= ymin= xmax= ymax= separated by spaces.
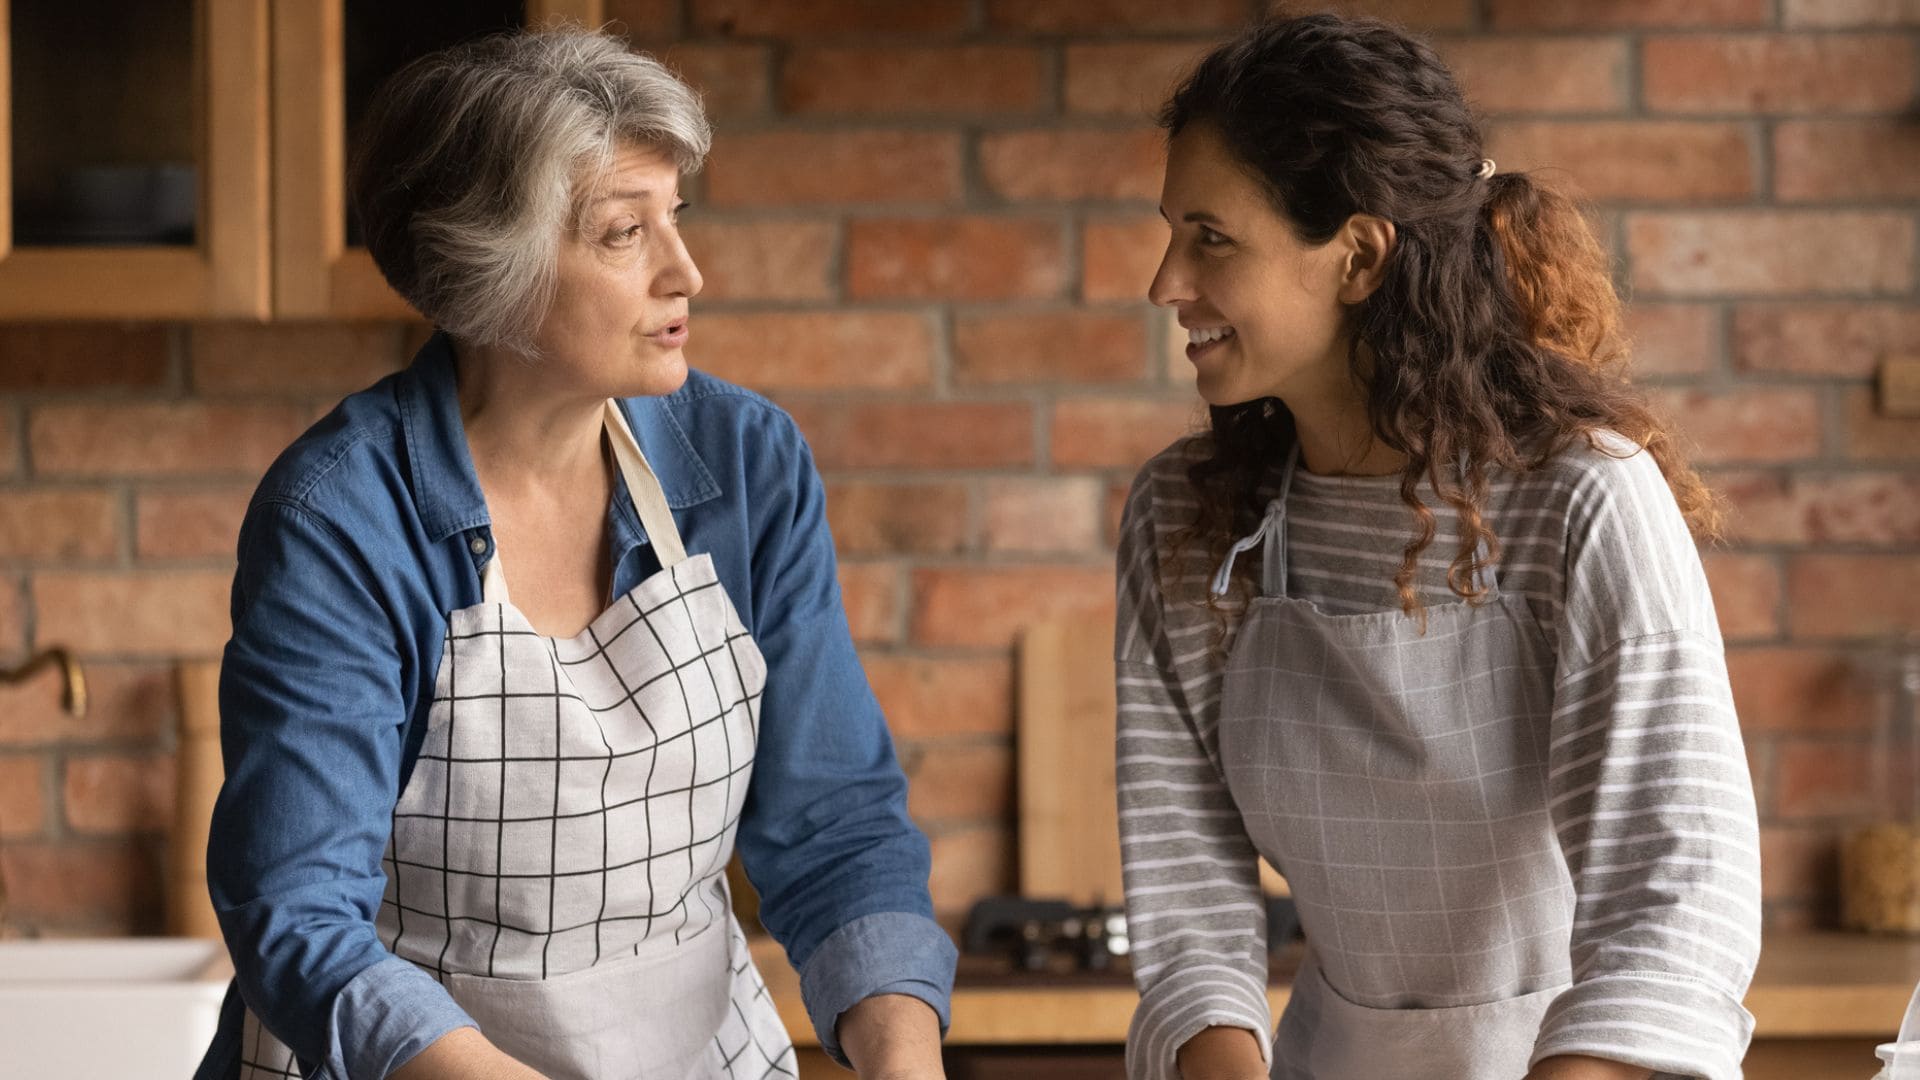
xmin=1116 ymin=433 xmax=1761 ymax=1080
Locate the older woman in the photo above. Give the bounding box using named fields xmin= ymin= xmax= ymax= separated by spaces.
xmin=193 ymin=28 xmax=954 ymax=1080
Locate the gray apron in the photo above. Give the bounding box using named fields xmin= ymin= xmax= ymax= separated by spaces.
xmin=239 ymin=401 xmax=796 ymax=1080
xmin=1212 ymin=448 xmax=1574 ymax=1080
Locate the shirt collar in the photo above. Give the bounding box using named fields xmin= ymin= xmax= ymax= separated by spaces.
xmin=396 ymin=331 xmax=721 ymax=544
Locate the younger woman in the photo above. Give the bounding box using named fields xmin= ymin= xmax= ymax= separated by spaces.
xmin=1116 ymin=15 xmax=1759 ymax=1080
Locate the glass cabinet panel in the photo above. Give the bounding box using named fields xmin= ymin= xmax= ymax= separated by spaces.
xmin=11 ymin=0 xmax=198 ymax=246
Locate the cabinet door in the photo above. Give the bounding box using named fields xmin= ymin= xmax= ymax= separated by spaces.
xmin=271 ymin=0 xmax=602 ymax=319
xmin=0 ymin=0 xmax=270 ymax=318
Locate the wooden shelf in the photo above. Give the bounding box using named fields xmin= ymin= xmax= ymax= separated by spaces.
xmin=753 ymin=930 xmax=1920 ymax=1046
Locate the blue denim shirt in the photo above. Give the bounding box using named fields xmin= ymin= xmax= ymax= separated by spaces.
xmin=195 ymin=334 xmax=956 ymax=1079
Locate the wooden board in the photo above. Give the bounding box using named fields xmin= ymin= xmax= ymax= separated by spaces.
xmin=1017 ymin=621 xmax=1124 ymax=906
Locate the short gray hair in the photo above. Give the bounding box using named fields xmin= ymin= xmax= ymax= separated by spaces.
xmin=350 ymin=27 xmax=711 ymax=355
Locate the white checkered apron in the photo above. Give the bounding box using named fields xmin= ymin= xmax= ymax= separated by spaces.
xmin=1212 ymin=449 xmax=1573 ymax=1080
xmin=240 ymin=402 xmax=796 ymax=1080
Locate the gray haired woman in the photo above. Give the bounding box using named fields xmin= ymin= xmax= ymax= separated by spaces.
xmin=195 ymin=27 xmax=954 ymax=1080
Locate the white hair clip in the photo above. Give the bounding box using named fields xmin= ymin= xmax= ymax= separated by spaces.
xmin=1473 ymin=158 xmax=1497 ymax=179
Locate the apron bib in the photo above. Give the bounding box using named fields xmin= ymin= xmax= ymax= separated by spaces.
xmin=239 ymin=401 xmax=796 ymax=1080
xmin=1212 ymin=449 xmax=1573 ymax=1080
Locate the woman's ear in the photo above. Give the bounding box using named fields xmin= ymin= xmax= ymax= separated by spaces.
xmin=1336 ymin=214 xmax=1396 ymax=304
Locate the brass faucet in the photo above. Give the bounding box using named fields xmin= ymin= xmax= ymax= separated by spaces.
xmin=0 ymin=647 xmax=87 ymax=935
xmin=0 ymin=646 xmax=87 ymax=719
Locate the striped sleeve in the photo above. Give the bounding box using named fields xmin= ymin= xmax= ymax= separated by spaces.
xmin=1115 ymin=465 xmax=1273 ymax=1080
xmin=1532 ymin=452 xmax=1762 ymax=1080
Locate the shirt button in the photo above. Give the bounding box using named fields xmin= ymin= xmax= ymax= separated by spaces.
xmin=469 ymin=535 xmax=488 ymax=555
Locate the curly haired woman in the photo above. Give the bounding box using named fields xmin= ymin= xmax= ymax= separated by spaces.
xmin=1115 ymin=14 xmax=1759 ymax=1080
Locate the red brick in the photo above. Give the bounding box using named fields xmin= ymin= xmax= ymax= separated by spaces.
xmin=1775 ymin=120 xmax=1920 ymax=203
xmin=1703 ymin=552 xmax=1782 ymax=642
xmin=691 ymin=0 xmax=969 ymax=36
xmin=33 ymin=572 xmax=231 ymax=657
xmin=1084 ymin=216 xmax=1166 ymax=303
xmin=1105 ymin=478 xmax=1132 ymax=546
xmin=0 ymin=663 xmax=177 ymax=747
xmin=0 ymin=490 xmax=119 ymax=560
xmin=1774 ymin=740 xmax=1876 ymax=819
xmin=1627 ymin=212 xmax=1914 ymax=298
xmin=1788 ymin=555 xmax=1920 ymax=639
xmin=1760 ymin=825 xmax=1839 ymax=904
xmin=782 ymin=46 xmax=1045 ymax=115
xmin=29 ymin=402 xmax=312 ymax=478
xmin=825 ymin=482 xmax=970 ymax=556
xmin=1720 ymin=471 xmax=1920 ymax=545
xmin=0 ymin=839 xmax=165 ymax=932
xmin=0 ymin=755 xmax=47 ymax=837
xmin=1842 ymin=387 xmax=1920 ymax=461
xmin=863 ymin=655 xmax=1014 ymax=740
xmin=1643 ymin=35 xmax=1916 ymax=114
xmin=679 ymin=219 xmax=836 ymax=302
xmin=0 ymin=409 xmax=18 ymax=478
xmin=662 ymin=43 xmax=767 ymax=117
xmin=987 ymin=0 xmax=1244 ymax=32
xmin=0 ymin=578 xmax=22 ymax=655
xmin=785 ymin=400 xmax=1035 ymax=470
xmin=1733 ymin=303 xmax=1920 ymax=378
xmin=1490 ymin=0 xmax=1769 ymax=27
xmin=982 ymin=478 xmax=1105 ymax=555
xmin=706 ymin=132 xmax=961 ymax=207
xmin=63 ymin=752 xmax=175 ymax=834
xmin=904 ymin=742 xmax=1013 ymax=823
xmin=605 ymin=0 xmax=682 ymax=37
xmin=1783 ymin=0 xmax=1920 ymax=26
xmin=979 ymin=130 xmax=1164 ymax=203
xmin=1729 ymin=647 xmax=1882 ymax=735
xmin=0 ymin=324 xmax=170 ymax=391
xmin=954 ymin=312 xmax=1146 ymax=385
xmin=693 ymin=312 xmax=934 ymax=390
xmin=1307 ymin=0 xmax=1477 ymax=29
xmin=927 ymin=825 xmax=1014 ymax=916
xmin=838 ymin=562 xmax=901 ymax=646
xmin=1064 ymin=43 xmax=1212 ymax=117
xmin=135 ymin=486 xmax=251 ymax=562
xmin=1624 ymin=303 xmax=1720 ymax=376
xmin=1485 ymin=121 xmax=1752 ymax=201
xmin=1439 ymin=39 xmax=1629 ymax=115
xmin=1051 ymin=398 xmax=1201 ymax=469
xmin=189 ymin=323 xmax=404 ymax=396
xmin=1745 ymin=737 xmax=1772 ymax=817
xmin=1654 ymin=387 xmax=1823 ymax=465
xmin=910 ymin=565 xmax=1114 ymax=649
xmin=847 ymin=218 xmax=1064 ymax=301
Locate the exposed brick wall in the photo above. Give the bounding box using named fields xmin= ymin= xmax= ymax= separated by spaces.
xmin=1 ymin=0 xmax=1915 ymax=937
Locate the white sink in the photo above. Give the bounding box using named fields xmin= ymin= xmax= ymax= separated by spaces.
xmin=0 ymin=937 xmax=229 ymax=1079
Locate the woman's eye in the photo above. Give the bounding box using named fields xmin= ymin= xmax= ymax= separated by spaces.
xmin=604 ymin=223 xmax=643 ymax=245
xmin=1197 ymin=226 xmax=1230 ymax=247
xmin=672 ymin=200 xmax=690 ymax=223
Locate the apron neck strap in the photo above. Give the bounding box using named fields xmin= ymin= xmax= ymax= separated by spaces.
xmin=603 ymin=400 xmax=688 ymax=569
xmin=479 ymin=401 xmax=688 ymax=606
xmin=1208 ymin=446 xmax=1500 ymax=601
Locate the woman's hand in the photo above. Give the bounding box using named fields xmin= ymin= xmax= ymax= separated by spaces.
xmin=1176 ymin=1025 xmax=1267 ymax=1080
xmin=836 ymin=993 xmax=946 ymax=1079
xmin=1523 ymin=1055 xmax=1654 ymax=1080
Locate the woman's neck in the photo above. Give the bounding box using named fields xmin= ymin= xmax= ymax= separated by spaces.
xmin=1280 ymin=353 xmax=1407 ymax=478
xmin=454 ymin=342 xmax=609 ymax=496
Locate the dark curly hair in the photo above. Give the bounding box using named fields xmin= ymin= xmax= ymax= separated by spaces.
xmin=1164 ymin=12 xmax=1721 ymax=623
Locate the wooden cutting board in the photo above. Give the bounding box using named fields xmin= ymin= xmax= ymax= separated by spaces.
xmin=1017 ymin=621 xmax=1125 ymax=906
xmin=1016 ymin=621 xmax=1287 ymax=902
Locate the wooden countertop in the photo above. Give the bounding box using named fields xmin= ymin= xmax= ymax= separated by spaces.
xmin=751 ymin=931 xmax=1920 ymax=1045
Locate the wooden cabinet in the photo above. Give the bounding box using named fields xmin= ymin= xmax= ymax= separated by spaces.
xmin=0 ymin=0 xmax=270 ymax=318
xmin=0 ymin=0 xmax=601 ymax=320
